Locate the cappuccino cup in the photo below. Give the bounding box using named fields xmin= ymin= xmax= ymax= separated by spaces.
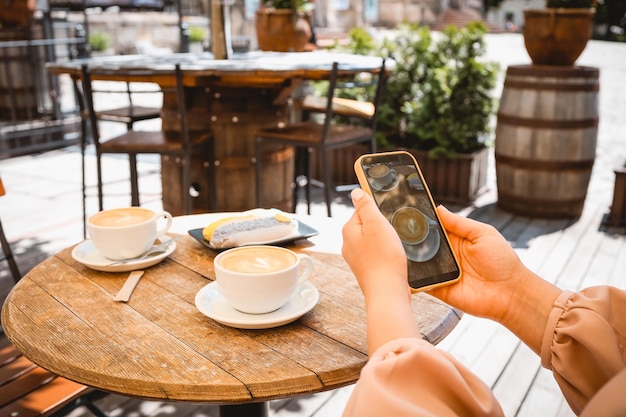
xmin=391 ymin=207 xmax=429 ymax=245
xmin=368 ymin=164 xmax=395 ymax=188
xmin=214 ymin=245 xmax=313 ymax=314
xmin=87 ymin=207 xmax=172 ymax=260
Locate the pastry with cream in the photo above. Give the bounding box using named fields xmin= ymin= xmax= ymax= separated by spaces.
xmin=203 ymin=209 xmax=297 ymax=248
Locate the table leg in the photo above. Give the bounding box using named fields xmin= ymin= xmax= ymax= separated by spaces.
xmin=219 ymin=402 xmax=268 ymax=417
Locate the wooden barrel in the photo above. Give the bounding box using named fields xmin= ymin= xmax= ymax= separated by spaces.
xmin=0 ymin=29 xmax=38 ymax=120
xmin=495 ymin=65 xmax=599 ymax=218
xmin=160 ymin=84 xmax=294 ymax=215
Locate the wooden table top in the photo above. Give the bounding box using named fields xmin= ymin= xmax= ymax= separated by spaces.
xmin=1 ymin=214 xmax=460 ymax=404
xmin=47 ymin=51 xmax=390 ymax=87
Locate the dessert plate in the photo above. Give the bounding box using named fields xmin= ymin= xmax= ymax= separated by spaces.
xmin=195 ymin=281 xmax=319 ymax=329
xmin=71 ymin=236 xmax=176 ymax=273
xmin=402 ymin=216 xmax=441 ymax=262
xmin=188 ymin=216 xmax=318 ymax=250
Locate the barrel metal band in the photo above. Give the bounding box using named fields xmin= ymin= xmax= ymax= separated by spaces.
xmin=498 ymin=191 xmax=585 ymax=209
xmin=507 ymin=66 xmax=599 ymax=79
xmin=495 ymin=153 xmax=594 ymax=171
xmin=497 ymin=113 xmax=599 ymax=129
xmin=503 ymin=79 xmax=600 ymax=92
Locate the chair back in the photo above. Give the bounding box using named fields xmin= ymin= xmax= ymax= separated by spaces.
xmin=320 ymin=58 xmax=387 ymax=144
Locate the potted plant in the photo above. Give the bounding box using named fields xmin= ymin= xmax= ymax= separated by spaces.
xmin=188 ymin=26 xmax=206 ymax=53
xmin=88 ymin=32 xmax=113 ymax=56
xmin=320 ymin=22 xmax=499 ymax=203
xmin=255 ymin=0 xmax=315 ymax=52
xmin=523 ymin=0 xmax=596 ymax=66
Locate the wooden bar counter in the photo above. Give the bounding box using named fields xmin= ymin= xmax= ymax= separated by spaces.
xmin=2 ymin=213 xmax=459 ymax=416
xmin=48 ymin=52 xmax=388 ymax=214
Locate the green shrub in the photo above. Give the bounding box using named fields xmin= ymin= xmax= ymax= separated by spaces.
xmin=334 ymin=22 xmax=500 ymax=158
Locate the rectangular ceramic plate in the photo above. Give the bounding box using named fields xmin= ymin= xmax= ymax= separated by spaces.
xmin=188 ymin=220 xmax=319 ymax=250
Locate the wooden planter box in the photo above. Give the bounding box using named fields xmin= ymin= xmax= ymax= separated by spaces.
xmin=309 ymin=145 xmax=489 ymax=204
xmin=607 ymin=165 xmax=626 ymax=227
xmin=408 ymin=147 xmax=490 ymax=204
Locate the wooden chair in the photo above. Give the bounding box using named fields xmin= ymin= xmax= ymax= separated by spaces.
xmin=90 ymin=81 xmax=161 ymax=131
xmin=254 ymin=59 xmax=387 ymax=217
xmin=0 ymin=177 xmax=21 ymax=283
xmin=79 ymin=63 xmax=215 ymax=216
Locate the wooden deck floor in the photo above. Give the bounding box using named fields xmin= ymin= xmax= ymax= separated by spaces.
xmin=2 ymin=33 xmax=626 ymax=416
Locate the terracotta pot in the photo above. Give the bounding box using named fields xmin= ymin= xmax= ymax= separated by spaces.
xmin=0 ymin=0 xmax=36 ymax=27
xmin=523 ymin=8 xmax=594 ymax=66
xmin=255 ymin=9 xmax=311 ymax=52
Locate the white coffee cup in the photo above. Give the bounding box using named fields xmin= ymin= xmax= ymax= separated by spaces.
xmin=87 ymin=207 xmax=173 ymax=260
xmin=391 ymin=207 xmax=429 ymax=245
xmin=368 ymin=164 xmax=396 ymax=188
xmin=214 ymin=245 xmax=313 ymax=314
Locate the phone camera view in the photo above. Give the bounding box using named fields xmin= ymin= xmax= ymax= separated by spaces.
xmin=361 ymin=154 xmax=459 ymax=289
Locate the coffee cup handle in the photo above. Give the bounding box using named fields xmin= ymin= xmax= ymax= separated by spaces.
xmin=296 ymin=254 xmax=313 ymax=286
xmin=155 ymin=211 xmax=173 ymax=239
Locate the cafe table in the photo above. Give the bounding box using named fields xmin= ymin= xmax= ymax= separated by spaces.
xmin=1 ymin=213 xmax=461 ymax=417
xmin=48 ymin=51 xmax=390 ymax=215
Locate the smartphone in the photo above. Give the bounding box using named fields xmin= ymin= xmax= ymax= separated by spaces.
xmin=354 ymin=151 xmax=461 ymax=292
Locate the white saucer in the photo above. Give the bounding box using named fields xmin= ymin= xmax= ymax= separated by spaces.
xmin=402 ymin=217 xmax=441 ymax=262
xmin=71 ymin=236 xmax=176 ymax=273
xmin=195 ymin=281 xmax=319 ymax=329
xmin=371 ymin=173 xmax=399 ymax=192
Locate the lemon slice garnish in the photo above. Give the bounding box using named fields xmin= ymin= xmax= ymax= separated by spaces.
xmin=202 ymin=215 xmax=255 ymax=241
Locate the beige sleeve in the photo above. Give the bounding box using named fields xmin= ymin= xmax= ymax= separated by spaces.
xmin=540 ymin=286 xmax=626 ymax=415
xmin=343 ymin=338 xmax=504 ymax=417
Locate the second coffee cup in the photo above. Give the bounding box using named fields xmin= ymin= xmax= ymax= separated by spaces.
xmin=214 ymin=245 xmax=313 ymax=314
xmin=87 ymin=207 xmax=173 ymax=260
xmin=368 ymin=164 xmax=395 ymax=188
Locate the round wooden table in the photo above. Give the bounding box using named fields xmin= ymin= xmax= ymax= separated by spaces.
xmin=48 ymin=52 xmax=390 ymax=215
xmin=1 ymin=214 xmax=460 ymax=417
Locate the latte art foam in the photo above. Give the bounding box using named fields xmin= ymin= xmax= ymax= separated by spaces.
xmin=90 ymin=208 xmax=153 ymax=227
xmin=219 ymin=248 xmax=296 ymax=274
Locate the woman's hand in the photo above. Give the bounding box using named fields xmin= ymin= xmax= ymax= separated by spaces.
xmin=342 ymin=188 xmax=418 ymax=354
xmin=427 ymin=206 xmax=530 ymax=322
xmin=342 ymin=188 xmax=409 ymax=300
xmin=429 ymin=206 xmax=561 ymax=353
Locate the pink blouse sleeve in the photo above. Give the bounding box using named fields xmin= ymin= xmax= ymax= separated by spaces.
xmin=342 ymin=338 xmax=504 ymax=417
xmin=540 ymin=286 xmax=626 ymax=415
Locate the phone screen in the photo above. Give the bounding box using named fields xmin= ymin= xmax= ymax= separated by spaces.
xmin=357 ymin=152 xmax=461 ymax=290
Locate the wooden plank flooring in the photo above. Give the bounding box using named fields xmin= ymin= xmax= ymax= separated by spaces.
xmin=2 ymin=33 xmax=626 ymax=416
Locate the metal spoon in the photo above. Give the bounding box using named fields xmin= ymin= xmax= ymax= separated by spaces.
xmin=107 ymin=237 xmax=179 ymax=266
